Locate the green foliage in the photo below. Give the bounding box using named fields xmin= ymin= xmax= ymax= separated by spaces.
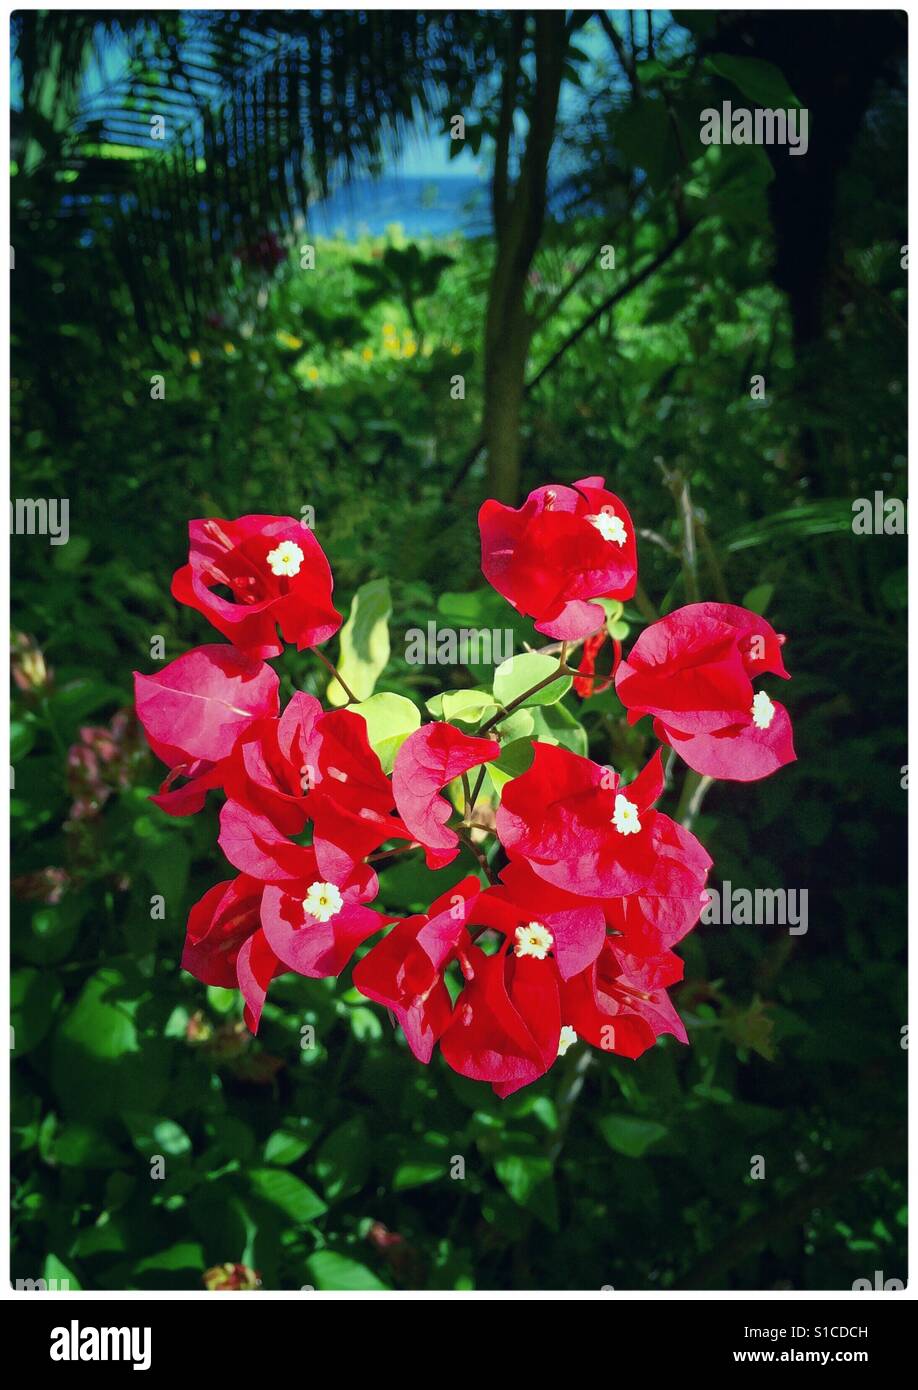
xmin=326 ymin=579 xmax=392 ymax=705
xmin=493 ymin=652 xmax=572 ymax=709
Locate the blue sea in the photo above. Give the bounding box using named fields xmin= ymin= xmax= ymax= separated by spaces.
xmin=308 ymin=174 xmax=491 ymax=240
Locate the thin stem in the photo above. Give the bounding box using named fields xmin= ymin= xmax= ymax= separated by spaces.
xmin=468 ymin=763 xmax=488 ymax=813
xmin=457 ymin=826 xmax=498 ymax=885
xmin=633 ymin=580 xmax=659 ymax=623
xmin=477 ymin=656 xmax=567 ymax=736
xmin=547 ymin=1043 xmax=593 ymax=1163
xmin=675 ymin=769 xmax=714 ymax=829
xmin=313 ymin=647 xmax=359 ymax=704
xmin=365 ymin=842 xmax=421 ymax=864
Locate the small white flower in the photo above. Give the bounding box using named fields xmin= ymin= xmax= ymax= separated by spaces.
xmin=303 ymin=881 xmax=343 ymax=923
xmin=514 ymin=921 xmax=554 ymax=960
xmin=751 ymin=690 xmax=776 ymax=730
xmin=587 ymin=510 xmax=627 ymax=546
xmin=612 ymin=793 xmax=641 ymax=835
xmin=266 ymin=540 xmax=305 ymax=577
xmin=557 ymin=1025 xmax=578 ymax=1057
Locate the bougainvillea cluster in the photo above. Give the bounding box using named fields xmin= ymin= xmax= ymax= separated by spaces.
xmin=134 ymin=476 xmax=795 ymax=1096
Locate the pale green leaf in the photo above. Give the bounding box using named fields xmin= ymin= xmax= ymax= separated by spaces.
xmin=348 ymin=691 xmax=420 ymax=772
xmin=493 ymin=652 xmax=570 ymax=709
xmin=327 ymin=578 xmax=391 ymax=706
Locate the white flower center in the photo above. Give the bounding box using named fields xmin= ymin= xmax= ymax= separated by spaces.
xmin=613 ymin=793 xmax=641 ymax=835
xmin=557 ymin=1025 xmax=578 ymax=1057
xmin=514 ymin=921 xmax=553 ymax=960
xmin=266 ymin=540 xmax=305 ymax=577
xmin=751 ymin=690 xmax=776 ymax=730
xmin=303 ymin=881 xmax=343 ymax=923
xmin=587 ymin=510 xmax=627 ymax=546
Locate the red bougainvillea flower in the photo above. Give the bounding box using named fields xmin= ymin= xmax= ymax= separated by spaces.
xmin=476 ymin=862 xmax=607 ymax=980
xmin=440 ymin=946 xmax=562 ymax=1097
xmin=392 ymin=722 xmax=500 ymax=869
xmin=217 ymin=800 xmax=390 ymax=985
xmin=171 ymin=516 xmax=341 ymax=660
xmin=614 ymin=602 xmax=795 ymax=782
xmin=604 ymin=814 xmax=711 ymax=958
xmin=353 ymin=877 xmax=482 ymax=1062
xmin=224 ymin=694 xmax=409 ymax=854
xmin=182 ymin=873 xmax=264 ymax=989
xmin=134 ymin=645 xmax=279 ymax=815
xmin=180 ymin=873 xmax=280 ymax=1032
xmin=559 ymin=941 xmax=688 ymax=1059
xmin=439 ymin=893 xmax=690 ymax=1096
xmin=259 ymin=839 xmax=390 ymax=981
xmin=498 ymin=742 xmax=711 ymax=897
xmin=573 ymin=629 xmax=620 ymax=699
xmin=479 ymin=476 xmax=637 ymax=640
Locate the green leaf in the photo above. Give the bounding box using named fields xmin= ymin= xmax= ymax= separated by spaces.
xmin=598 ymin=1115 xmax=668 ymax=1158
xmin=327 ymin=578 xmax=391 ymax=706
xmin=43 ymin=1254 xmax=81 ymax=1291
xmin=494 ymin=1151 xmax=559 ymax=1230
xmin=530 ymin=702 xmax=589 ymax=757
xmin=725 ymin=500 xmax=852 ymax=552
xmin=742 ymin=582 xmax=774 ymax=615
xmin=46 ymin=677 xmax=119 ymax=728
xmin=496 ymin=709 xmax=534 ymax=741
xmin=349 ymin=1006 xmax=383 ymax=1041
xmin=138 ymin=825 xmax=191 ymax=907
xmin=314 ymin=1116 xmax=371 ymax=1202
xmin=52 ymin=535 xmax=90 ymax=572
xmin=349 ymin=690 xmax=420 ymax=772
xmin=426 ymin=688 xmax=497 ymax=726
xmin=17 ymin=895 xmax=84 ymax=965
xmin=11 ymin=967 xmax=62 ymax=1054
xmin=597 ymin=598 xmax=623 ymax=623
xmin=263 ymin=1128 xmax=315 ymax=1166
xmin=52 ymin=1122 xmax=124 ymax=1169
xmin=436 ymin=589 xmax=534 ymax=679
xmin=10 ymin=719 xmax=36 ymax=762
xmin=249 ymin=1168 xmax=328 ymax=1223
xmin=616 ymin=98 xmax=682 ymax=190
xmin=493 ymin=653 xmax=570 ymax=710
xmin=393 ymin=1158 xmax=445 ymax=1190
xmin=124 ymin=1114 xmax=192 ymax=1158
xmin=135 ymin=1242 xmax=205 ymax=1275
xmin=50 ymin=968 xmax=169 ymax=1119
xmin=705 ymin=53 xmax=801 ymax=110
xmin=486 ymin=737 xmax=535 ymax=794
xmin=305 ymin=1250 xmax=387 ymax=1291
xmin=206 ymin=985 xmax=238 ymax=1015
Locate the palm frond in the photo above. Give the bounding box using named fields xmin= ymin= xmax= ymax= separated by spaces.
xmin=12 ymin=10 xmax=499 ymax=341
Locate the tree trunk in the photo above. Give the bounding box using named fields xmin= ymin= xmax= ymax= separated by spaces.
xmin=483 ymin=13 xmax=566 ymax=503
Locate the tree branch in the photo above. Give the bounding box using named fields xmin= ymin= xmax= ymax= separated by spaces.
xmin=525 ymin=221 xmax=695 ymax=395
